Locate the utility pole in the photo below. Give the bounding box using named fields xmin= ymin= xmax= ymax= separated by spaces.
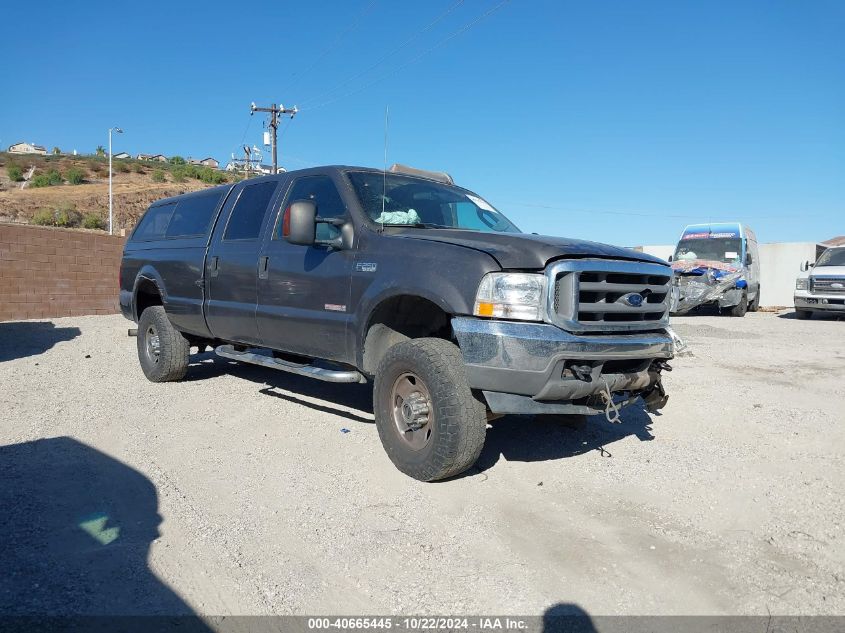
xmin=250 ymin=102 xmax=297 ymax=174
xmin=243 ymin=145 xmax=252 ymax=178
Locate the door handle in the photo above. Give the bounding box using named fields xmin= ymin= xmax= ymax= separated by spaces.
xmin=258 ymin=255 xmax=270 ymax=280
xmin=209 ymin=255 xmax=219 ymax=277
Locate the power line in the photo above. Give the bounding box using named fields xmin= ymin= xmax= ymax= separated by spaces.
xmin=285 ymin=0 xmax=379 ymax=94
xmin=298 ymin=0 xmax=467 ymax=108
xmin=303 ymin=0 xmax=510 ymax=112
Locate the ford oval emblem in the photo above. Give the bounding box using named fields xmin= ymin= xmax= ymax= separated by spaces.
xmin=623 ymin=293 xmax=644 ymax=307
xmin=833 ymin=283 xmax=844 ymax=289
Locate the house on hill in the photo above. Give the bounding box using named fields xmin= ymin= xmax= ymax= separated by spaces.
xmin=137 ymin=153 xmax=167 ymax=162
xmin=112 ymin=152 xmax=131 ymax=159
xmin=8 ymin=142 xmax=48 ymax=155
xmin=188 ymin=157 xmax=220 ymax=169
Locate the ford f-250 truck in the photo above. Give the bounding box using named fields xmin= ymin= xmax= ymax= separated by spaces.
xmin=120 ymin=164 xmax=675 ymax=481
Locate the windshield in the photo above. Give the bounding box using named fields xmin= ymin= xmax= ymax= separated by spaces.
xmin=347 ymin=171 xmax=520 ymax=233
xmin=674 ymin=238 xmax=743 ymax=265
xmin=816 ymin=248 xmax=845 ymax=267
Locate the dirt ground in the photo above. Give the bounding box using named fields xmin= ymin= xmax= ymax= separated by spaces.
xmin=1 ymin=311 xmax=843 ymax=617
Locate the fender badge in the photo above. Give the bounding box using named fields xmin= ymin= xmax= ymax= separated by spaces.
xmin=325 ymin=304 xmax=346 ymax=312
xmin=355 ymin=262 xmax=377 ymax=273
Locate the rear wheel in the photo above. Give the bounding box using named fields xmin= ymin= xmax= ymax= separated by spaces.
xmin=373 ymin=338 xmax=487 ymax=481
xmin=728 ymin=290 xmax=748 ymax=317
xmin=137 ymin=306 xmax=190 ymax=382
xmin=795 ymin=309 xmax=813 ymax=320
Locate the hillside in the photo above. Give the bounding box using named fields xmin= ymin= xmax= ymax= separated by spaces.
xmin=0 ymin=153 xmax=234 ymax=233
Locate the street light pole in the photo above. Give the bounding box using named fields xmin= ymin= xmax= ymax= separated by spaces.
xmin=108 ymin=127 xmax=123 ymax=235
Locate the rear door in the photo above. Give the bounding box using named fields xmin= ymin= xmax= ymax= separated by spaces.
xmin=256 ymin=173 xmax=355 ymax=362
xmin=205 ymin=179 xmax=282 ymax=344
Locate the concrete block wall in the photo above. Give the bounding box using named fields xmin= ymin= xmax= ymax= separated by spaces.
xmin=0 ymin=223 xmax=125 ymax=322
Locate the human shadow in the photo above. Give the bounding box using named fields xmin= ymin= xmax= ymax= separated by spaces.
xmin=0 ymin=321 xmax=81 ymax=362
xmin=473 ymin=404 xmax=654 ymax=474
xmin=186 ymin=351 xmax=374 ymax=421
xmin=0 ymin=436 xmax=210 ymax=626
xmin=542 ymin=603 xmax=598 ymax=633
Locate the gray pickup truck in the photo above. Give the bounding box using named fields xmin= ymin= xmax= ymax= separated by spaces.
xmin=120 ymin=164 xmax=674 ymax=480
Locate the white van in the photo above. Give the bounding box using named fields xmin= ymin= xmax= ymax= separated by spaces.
xmin=670 ymin=222 xmax=760 ymax=317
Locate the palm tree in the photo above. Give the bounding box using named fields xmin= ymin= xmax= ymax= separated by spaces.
xmin=52 ymin=147 xmax=61 ymax=155
xmin=95 ymin=145 xmax=105 ymax=157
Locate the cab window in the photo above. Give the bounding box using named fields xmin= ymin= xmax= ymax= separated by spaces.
xmin=224 ymin=181 xmax=278 ymax=241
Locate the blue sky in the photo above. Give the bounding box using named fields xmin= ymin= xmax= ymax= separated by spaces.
xmin=1 ymin=0 xmax=842 ymax=246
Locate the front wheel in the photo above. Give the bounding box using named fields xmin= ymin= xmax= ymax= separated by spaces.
xmin=728 ymin=290 xmax=748 ymax=317
xmin=137 ymin=306 xmax=190 ymax=382
xmin=795 ymin=309 xmax=813 ymax=320
xmin=373 ymin=338 xmax=487 ymax=481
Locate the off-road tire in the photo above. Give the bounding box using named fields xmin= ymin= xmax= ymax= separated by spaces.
xmin=795 ymin=309 xmax=813 ymax=320
xmin=373 ymin=338 xmax=487 ymax=481
xmin=137 ymin=306 xmax=190 ymax=382
xmin=728 ymin=290 xmax=748 ymax=317
xmin=748 ymin=288 xmax=760 ymax=312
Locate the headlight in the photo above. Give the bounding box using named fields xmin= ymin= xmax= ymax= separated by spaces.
xmin=796 ymin=278 xmax=808 ymax=290
xmin=474 ymin=272 xmax=546 ymax=321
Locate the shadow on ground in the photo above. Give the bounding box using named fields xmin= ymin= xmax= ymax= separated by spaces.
xmin=777 ymin=310 xmax=844 ymax=321
xmin=472 ymin=404 xmax=654 ymax=475
xmin=543 ymin=603 xmax=597 ymax=633
xmin=185 ymin=353 xmax=656 ymax=474
xmin=0 ymin=436 xmax=207 ymax=622
xmin=0 ymin=321 xmax=81 ymax=362
xmin=187 ymin=351 xmax=374 ymax=420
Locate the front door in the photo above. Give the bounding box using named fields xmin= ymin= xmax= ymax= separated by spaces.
xmin=256 ymin=174 xmax=354 ymax=363
xmin=205 ymin=179 xmax=281 ymax=344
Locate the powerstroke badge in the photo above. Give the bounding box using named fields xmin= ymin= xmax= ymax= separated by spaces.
xmin=324 ymin=304 xmax=346 ymax=312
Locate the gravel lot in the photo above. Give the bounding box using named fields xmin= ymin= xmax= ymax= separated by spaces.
xmin=1 ymin=311 xmax=843 ymax=617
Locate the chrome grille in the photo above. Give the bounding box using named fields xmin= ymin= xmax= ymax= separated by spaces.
xmin=811 ymin=276 xmax=845 ymax=294
xmin=547 ymin=260 xmax=672 ymax=332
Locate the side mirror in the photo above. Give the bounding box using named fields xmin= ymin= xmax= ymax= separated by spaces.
xmin=667 ymin=255 xmax=673 ymax=262
xmin=745 ymin=253 xmax=753 ymax=265
xmin=284 ymin=200 xmax=317 ymax=246
xmin=800 ymin=261 xmax=808 ymax=272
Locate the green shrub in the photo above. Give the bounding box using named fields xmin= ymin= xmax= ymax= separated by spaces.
xmin=131 ymin=162 xmax=144 ymax=173
xmin=82 ymin=213 xmax=105 ymax=230
xmin=7 ymin=163 xmax=23 ymax=181
xmin=29 ymin=169 xmax=63 ymax=188
xmin=199 ymin=167 xmax=227 ymax=184
xmin=171 ymin=165 xmax=187 ymax=183
xmin=32 ymin=209 xmax=55 ymax=225
xmin=114 ymin=160 xmax=130 ymax=173
xmin=55 ymin=207 xmax=82 ymax=227
xmin=65 ymin=167 xmax=86 ymax=185
xmin=152 ymin=169 xmax=166 ymax=183
xmin=182 ymin=164 xmax=200 ymax=179
xmin=169 ymin=155 xmax=186 ymax=165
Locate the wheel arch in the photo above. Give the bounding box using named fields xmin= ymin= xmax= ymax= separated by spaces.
xmin=358 ymin=291 xmax=456 ymax=376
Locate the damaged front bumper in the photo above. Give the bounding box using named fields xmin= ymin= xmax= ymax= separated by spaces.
xmin=452 ymin=317 xmax=673 ymax=416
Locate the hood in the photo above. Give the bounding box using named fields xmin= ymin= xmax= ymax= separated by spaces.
xmin=672 ymin=258 xmax=740 ymax=275
xmin=810 ymin=265 xmax=845 ymax=278
xmin=390 ymin=229 xmax=666 ymax=269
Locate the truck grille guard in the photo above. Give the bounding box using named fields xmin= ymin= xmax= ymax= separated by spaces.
xmin=545 ymin=259 xmax=673 ymax=333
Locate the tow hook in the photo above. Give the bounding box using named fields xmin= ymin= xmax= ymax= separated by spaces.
xmin=642 ymin=379 xmax=669 ymax=413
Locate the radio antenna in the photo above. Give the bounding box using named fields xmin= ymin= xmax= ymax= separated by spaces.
xmin=381 ymin=104 xmax=389 ymax=233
